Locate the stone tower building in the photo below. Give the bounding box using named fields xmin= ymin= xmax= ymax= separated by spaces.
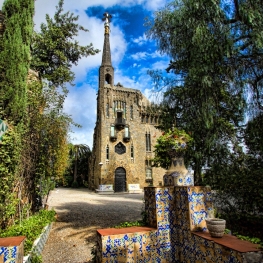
xmin=89 ymin=13 xmax=165 ymax=192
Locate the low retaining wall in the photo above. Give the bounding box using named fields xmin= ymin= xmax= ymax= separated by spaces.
xmin=23 ymin=223 xmax=53 ymax=263
xmin=96 ymin=186 xmax=263 ymax=263
xmin=0 ymin=223 xmax=53 ymax=263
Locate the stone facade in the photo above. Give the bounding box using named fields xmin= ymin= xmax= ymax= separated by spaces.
xmin=89 ymin=13 xmax=165 ymax=191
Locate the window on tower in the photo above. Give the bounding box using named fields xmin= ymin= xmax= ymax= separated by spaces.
xmin=106 ymin=103 xmax=109 ymax=117
xmin=130 ymin=105 xmax=133 ymax=119
xmin=145 ymin=132 xmax=151 ymax=152
xmin=131 ymin=144 xmax=134 ymax=159
xmin=106 ymin=145 xmax=109 ymax=160
xmin=105 ymin=73 xmax=112 ymax=85
xmin=113 ymin=100 xmax=126 ymax=119
xmin=146 ymin=115 xmax=149 ymax=123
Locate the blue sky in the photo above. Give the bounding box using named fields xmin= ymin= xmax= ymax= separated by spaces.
xmin=0 ymin=0 xmax=170 ymax=147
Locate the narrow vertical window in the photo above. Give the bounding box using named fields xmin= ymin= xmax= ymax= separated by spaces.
xmin=130 ymin=105 xmax=133 ymax=119
xmin=141 ymin=115 xmax=145 ymax=123
xmin=124 ymin=102 xmax=126 ymax=118
xmin=106 ymin=145 xmax=109 ymax=160
xmin=131 ymin=145 xmax=134 ymax=158
xmin=106 ymin=103 xmax=109 ymax=117
xmin=146 ymin=132 xmax=151 ymax=151
xmin=146 ymin=115 xmax=149 ymax=123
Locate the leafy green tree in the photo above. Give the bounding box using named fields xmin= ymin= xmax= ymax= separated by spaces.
xmin=0 ymin=0 xmax=34 ymax=122
xmin=148 ymin=0 xmax=263 ymax=238
xmin=69 ymin=144 xmax=91 ymax=184
xmin=146 ymin=0 xmax=263 ymax=184
xmin=245 ymin=114 xmax=263 ymax=157
xmin=30 ymin=0 xmax=99 ymax=91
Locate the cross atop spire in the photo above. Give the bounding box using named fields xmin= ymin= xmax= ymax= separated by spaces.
xmin=102 ymin=12 xmax=112 ymax=34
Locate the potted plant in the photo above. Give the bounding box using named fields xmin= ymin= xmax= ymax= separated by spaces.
xmin=153 ymin=127 xmax=194 ymax=186
xmin=206 ymin=208 xmax=226 ymax=237
xmin=206 ymin=218 xmax=226 ymax=238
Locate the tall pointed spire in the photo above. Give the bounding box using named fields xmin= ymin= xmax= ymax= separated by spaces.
xmin=99 ymin=12 xmax=114 ymax=87
xmin=101 ymin=12 xmax=112 ymax=66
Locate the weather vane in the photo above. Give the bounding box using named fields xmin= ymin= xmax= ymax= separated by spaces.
xmin=102 ymin=12 xmax=112 ymax=34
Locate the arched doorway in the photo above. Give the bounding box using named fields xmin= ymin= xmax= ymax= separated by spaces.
xmin=114 ymin=167 xmax=126 ymax=192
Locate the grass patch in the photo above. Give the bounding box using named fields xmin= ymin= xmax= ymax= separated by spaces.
xmin=114 ymin=220 xmax=146 ymax=228
xmin=0 ymin=209 xmax=56 ymax=255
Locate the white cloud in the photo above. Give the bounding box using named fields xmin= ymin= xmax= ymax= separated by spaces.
xmin=132 ymin=33 xmax=148 ymax=46
xmin=64 ymin=83 xmax=97 ymax=146
xmin=152 ymin=60 xmax=169 ymax=70
xmin=131 ymin=50 xmax=164 ymax=61
xmin=145 ymin=0 xmax=168 ymax=11
xmin=131 ymin=52 xmax=148 ymax=60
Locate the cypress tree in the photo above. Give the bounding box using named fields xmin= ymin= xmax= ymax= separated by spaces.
xmin=0 ymin=0 xmax=34 ymax=123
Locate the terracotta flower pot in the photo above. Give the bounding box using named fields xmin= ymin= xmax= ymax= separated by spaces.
xmin=206 ymin=218 xmax=226 ymax=238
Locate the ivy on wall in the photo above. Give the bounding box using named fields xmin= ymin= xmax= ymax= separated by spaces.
xmin=0 ymin=127 xmax=22 ymax=227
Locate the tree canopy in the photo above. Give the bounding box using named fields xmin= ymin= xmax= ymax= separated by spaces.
xmin=147 ymin=0 xmax=262 ymax=183
xmin=147 ymin=0 xmax=263 ymax=238
xmin=31 ymin=0 xmax=99 ymax=92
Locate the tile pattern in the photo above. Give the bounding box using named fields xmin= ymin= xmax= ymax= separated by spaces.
xmin=0 ymin=246 xmax=17 ymax=263
xmin=97 ymin=186 xmax=263 ymax=263
xmin=144 ymin=187 xmax=157 ymax=228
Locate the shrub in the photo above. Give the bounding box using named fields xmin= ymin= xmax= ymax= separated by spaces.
xmin=0 ymin=209 xmax=56 ymax=254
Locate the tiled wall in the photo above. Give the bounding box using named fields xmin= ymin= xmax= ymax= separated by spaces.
xmin=0 ymin=246 xmax=17 ymax=263
xmin=97 ymin=186 xmax=263 ymax=263
xmin=0 ymin=236 xmax=25 ymax=263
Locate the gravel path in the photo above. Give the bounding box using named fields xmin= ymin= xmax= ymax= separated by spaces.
xmin=41 ymin=188 xmax=144 ymax=263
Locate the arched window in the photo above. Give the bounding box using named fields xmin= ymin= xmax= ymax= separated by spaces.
xmin=105 ymin=74 xmax=112 ymax=85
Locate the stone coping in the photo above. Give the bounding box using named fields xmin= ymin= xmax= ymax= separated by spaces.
xmin=0 ymin=236 xmax=26 ymax=247
xmin=192 ymin=232 xmax=261 ymax=253
xmin=97 ymin=226 xmax=156 ymax=236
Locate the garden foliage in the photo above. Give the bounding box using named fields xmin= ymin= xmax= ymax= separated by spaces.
xmin=148 ymin=0 xmax=263 ymax=238
xmin=0 ymin=0 xmax=98 ymax=228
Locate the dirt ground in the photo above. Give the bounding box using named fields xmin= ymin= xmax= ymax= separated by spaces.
xmin=41 ymin=187 xmax=144 ymax=263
